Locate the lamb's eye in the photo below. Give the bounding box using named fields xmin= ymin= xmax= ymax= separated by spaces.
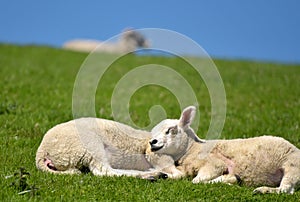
xmin=165 ymin=126 xmax=177 ymax=135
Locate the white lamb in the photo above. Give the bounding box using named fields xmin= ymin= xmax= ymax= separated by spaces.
xmin=148 ymin=106 xmax=300 ymax=194
xmin=36 ymin=117 xmax=171 ymax=179
xmin=62 ymin=29 xmax=150 ymax=53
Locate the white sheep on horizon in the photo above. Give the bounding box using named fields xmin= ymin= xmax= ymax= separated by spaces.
xmin=62 ymin=29 xmax=150 ymax=53
xmin=147 ymin=106 xmax=300 ymax=194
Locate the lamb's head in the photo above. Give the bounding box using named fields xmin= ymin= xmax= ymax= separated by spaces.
xmin=149 ymin=106 xmax=204 ymax=159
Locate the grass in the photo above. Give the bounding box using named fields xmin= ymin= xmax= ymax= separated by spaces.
xmin=0 ymin=43 xmax=300 ymax=201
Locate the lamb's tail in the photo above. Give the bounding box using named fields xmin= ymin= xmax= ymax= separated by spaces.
xmin=35 ymin=147 xmax=57 ymax=173
xmin=36 ymin=146 xmax=82 ymax=175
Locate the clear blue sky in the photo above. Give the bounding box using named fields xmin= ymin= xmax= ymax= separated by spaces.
xmin=1 ymin=0 xmax=300 ymax=63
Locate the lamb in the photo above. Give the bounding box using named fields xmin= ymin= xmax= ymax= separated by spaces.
xmin=62 ymin=28 xmax=150 ymax=53
xmin=36 ymin=117 xmax=171 ymax=179
xmin=148 ymin=106 xmax=300 ymax=194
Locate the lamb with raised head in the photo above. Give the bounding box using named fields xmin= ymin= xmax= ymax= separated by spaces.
xmin=62 ymin=29 xmax=150 ymax=53
xmin=148 ymin=106 xmax=300 ymax=194
xmin=36 ymin=117 xmax=170 ymax=179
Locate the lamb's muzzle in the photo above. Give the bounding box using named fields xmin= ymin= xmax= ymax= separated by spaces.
xmin=149 ymin=139 xmax=164 ymax=152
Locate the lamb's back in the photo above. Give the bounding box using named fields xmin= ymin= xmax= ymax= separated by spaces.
xmin=215 ymin=136 xmax=299 ymax=185
xmin=71 ymin=118 xmax=151 ymax=154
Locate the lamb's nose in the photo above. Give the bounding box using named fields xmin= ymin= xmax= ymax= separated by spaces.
xmin=149 ymin=139 xmax=158 ymax=145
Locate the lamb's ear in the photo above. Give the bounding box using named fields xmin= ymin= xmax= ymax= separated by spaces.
xmin=178 ymin=106 xmax=196 ymax=129
xmin=186 ymin=128 xmax=206 ymax=143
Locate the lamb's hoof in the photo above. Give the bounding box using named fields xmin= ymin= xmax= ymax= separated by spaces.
xmin=158 ymin=172 xmax=168 ymax=179
xmin=192 ymin=177 xmax=200 ymax=184
xmin=253 ymin=189 xmax=263 ymax=195
xmin=145 ymin=172 xmax=168 ymax=182
xmin=254 ymin=186 xmax=294 ymax=195
xmin=137 ymin=175 xmax=157 ymax=182
xmin=147 ymin=176 xmax=157 ymax=182
xmin=253 ymin=187 xmax=272 ymax=194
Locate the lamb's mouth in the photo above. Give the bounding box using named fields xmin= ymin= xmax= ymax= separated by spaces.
xmin=151 ymin=145 xmax=164 ymax=152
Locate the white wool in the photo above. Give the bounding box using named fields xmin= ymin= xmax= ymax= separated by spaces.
xmin=36 ymin=117 xmax=168 ymax=178
xmin=62 ymin=29 xmax=149 ymax=53
xmin=148 ymin=106 xmax=300 ymax=194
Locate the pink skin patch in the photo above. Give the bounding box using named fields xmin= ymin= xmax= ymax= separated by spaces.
xmin=215 ymin=152 xmax=235 ymax=174
xmin=44 ymin=158 xmax=57 ymax=171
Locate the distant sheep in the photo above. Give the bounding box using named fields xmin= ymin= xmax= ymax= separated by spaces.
xmin=148 ymin=106 xmax=300 ymax=194
xmin=62 ymin=29 xmax=150 ymax=53
xmin=36 ymin=118 xmax=172 ymax=179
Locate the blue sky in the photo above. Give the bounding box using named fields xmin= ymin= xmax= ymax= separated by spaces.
xmin=1 ymin=0 xmax=300 ymax=63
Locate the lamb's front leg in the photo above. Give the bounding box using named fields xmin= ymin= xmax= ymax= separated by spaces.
xmin=192 ymin=158 xmax=228 ymax=184
xmin=161 ymin=165 xmax=185 ymax=179
xmin=146 ymin=153 xmax=184 ymax=179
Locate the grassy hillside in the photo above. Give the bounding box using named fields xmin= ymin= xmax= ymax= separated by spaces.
xmin=1 ymin=44 xmax=300 ymax=201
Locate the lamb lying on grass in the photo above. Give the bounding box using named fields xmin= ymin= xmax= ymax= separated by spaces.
xmin=36 ymin=118 xmax=171 ymax=180
xmin=62 ymin=29 xmax=149 ymax=53
xmin=148 ymin=106 xmax=300 ymax=194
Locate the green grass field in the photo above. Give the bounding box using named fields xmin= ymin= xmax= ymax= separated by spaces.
xmin=1 ymin=43 xmax=300 ymax=201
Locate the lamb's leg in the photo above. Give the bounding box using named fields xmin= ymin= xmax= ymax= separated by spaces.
xmin=192 ymin=165 xmax=225 ymax=184
xmin=162 ymin=165 xmax=184 ymax=179
xmin=254 ymin=174 xmax=300 ymax=194
xmin=207 ymin=174 xmax=238 ymax=185
xmin=92 ymin=167 xmax=166 ymax=180
xmin=109 ymin=169 xmax=166 ymax=179
xmin=254 ymin=157 xmax=300 ymax=194
xmin=192 ymin=157 xmax=227 ymax=184
xmin=151 ymin=155 xmax=184 ymax=179
xmin=253 ymin=177 xmax=296 ymax=194
xmin=89 ymin=158 xmax=165 ymax=179
xmin=87 ymin=143 xmax=167 ymax=180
